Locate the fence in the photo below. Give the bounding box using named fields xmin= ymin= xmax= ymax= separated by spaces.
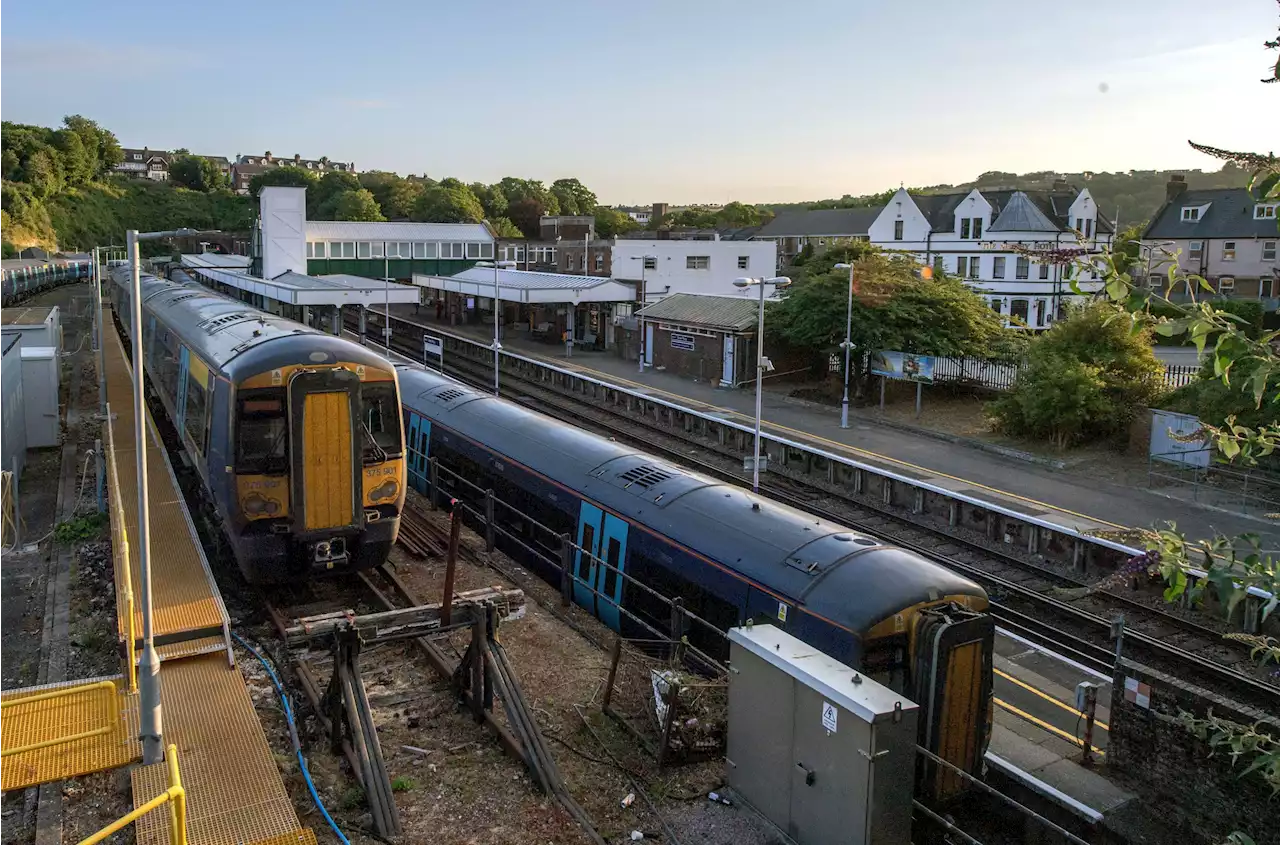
xmin=828 ymin=353 xmax=1201 ymax=392
xmin=1148 ymin=448 xmax=1280 ymax=523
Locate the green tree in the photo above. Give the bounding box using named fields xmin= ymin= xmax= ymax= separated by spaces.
xmin=22 ymin=148 xmax=64 ymax=199
xmin=61 ymin=115 xmax=120 ymax=176
xmin=311 ymin=170 xmax=363 ymax=217
xmin=168 ymin=153 xmax=228 ymax=192
xmin=410 ymin=181 xmax=484 ymax=223
xmin=248 ymin=166 xmax=317 ymax=198
xmin=505 ymin=197 xmax=546 ymax=238
xmin=593 ymin=205 xmax=640 ymax=239
xmin=51 ymin=129 xmax=92 ymax=186
xmin=549 ymin=178 xmax=598 ymax=216
xmin=488 ymin=217 xmax=523 ymax=238
xmin=717 ymin=201 xmax=770 ymax=227
xmin=470 ymin=182 xmax=508 ymax=220
xmin=326 ymin=188 xmax=385 ymax=222
xmin=359 ymin=171 xmax=423 ymax=219
xmin=496 ymin=177 xmax=559 ymax=215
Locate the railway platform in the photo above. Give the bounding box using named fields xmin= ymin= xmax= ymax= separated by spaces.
xmin=0 ymin=314 xmax=314 ymax=845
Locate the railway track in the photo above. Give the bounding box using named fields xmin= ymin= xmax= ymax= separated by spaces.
xmin=358 ymin=312 xmax=1280 ymax=713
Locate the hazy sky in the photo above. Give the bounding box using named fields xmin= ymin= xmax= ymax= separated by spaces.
xmin=2 ymin=0 xmax=1275 ymax=204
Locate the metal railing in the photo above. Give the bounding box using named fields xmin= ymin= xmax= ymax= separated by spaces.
xmin=78 ymin=744 xmax=186 ymax=845
xmin=0 ymin=680 xmax=119 ymax=758
xmin=104 ymin=403 xmax=138 ymax=691
xmin=827 ymin=353 xmax=1202 ymax=391
xmin=1149 ymin=448 xmax=1280 ymax=524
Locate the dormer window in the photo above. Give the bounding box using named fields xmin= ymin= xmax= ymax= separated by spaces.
xmin=1181 ymin=207 xmax=1201 ymax=222
xmin=1257 ymin=204 xmax=1278 ymax=220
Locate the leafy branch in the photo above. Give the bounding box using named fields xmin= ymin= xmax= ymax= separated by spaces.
xmin=1176 ymin=709 xmax=1280 ymax=797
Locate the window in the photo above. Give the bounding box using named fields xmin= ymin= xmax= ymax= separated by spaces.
xmin=184 ymin=364 xmax=209 ymax=453
xmin=1223 ymin=242 xmax=1236 ymax=261
xmin=235 ymin=389 xmax=287 ymax=474
xmin=595 ymin=253 xmax=604 ymax=271
xmin=1148 ymin=274 xmax=1164 ymax=290
xmin=1264 ymin=241 xmax=1277 ymax=261
xmin=1010 ymin=299 xmax=1030 ymax=323
xmin=358 ymin=242 xmax=371 ymax=259
xmin=1262 ymin=276 xmax=1277 ymax=298
xmin=332 ymin=242 xmax=355 ymax=259
xmin=973 ymin=217 xmax=982 ymax=239
xmin=1189 ymin=240 xmax=1204 ymax=260
xmin=1015 ymin=256 xmax=1030 ymax=279
xmin=960 ymin=219 xmax=971 ymax=239
xmin=1255 ymin=204 xmax=1277 ymax=219
xmin=1075 ymin=217 xmax=1084 ymax=233
xmin=990 ymin=298 xmax=1002 ymax=313
xmin=992 ymin=256 xmax=1006 ymax=279
xmin=1181 ymin=207 xmax=1200 ymax=222
xmin=1039 ymin=262 xmax=1049 ymax=280
xmin=397 ymin=242 xmax=411 ymax=259
xmin=737 ymin=255 xmax=749 ymax=269
xmin=310 ymin=242 xmax=326 ymax=259
xmin=413 ymin=242 xmax=426 ymax=259
xmin=686 ymin=255 xmax=710 ymax=270
xmin=968 ymin=256 xmax=980 ymax=279
xmin=371 ymin=241 xmax=384 ymax=258
xmin=480 ymin=242 xmax=494 ymax=259
xmin=603 ymin=537 xmax=621 ymax=598
xmin=466 ymin=242 xmax=482 ymax=259
xmin=422 ymin=242 xmax=438 ymax=259
xmin=132 ymin=153 xmax=142 ymax=161
xmin=576 ymin=524 xmax=595 ymax=580
xmin=1217 ymin=276 xmax=1235 ymax=294
xmin=893 ymin=220 xmax=904 ymax=241
xmin=441 ymin=242 xmax=464 ymax=259
xmin=1084 ymin=219 xmax=1093 ymax=238
xmin=360 ymin=382 xmax=403 ymax=462
xmin=955 ymin=256 xmax=968 ymax=277
xmin=643 ymin=256 xmax=657 ymax=270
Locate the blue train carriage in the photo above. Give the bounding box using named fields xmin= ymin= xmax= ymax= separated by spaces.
xmin=107 ymin=268 xmax=406 ymax=583
xmin=396 ymin=365 xmax=994 ymax=799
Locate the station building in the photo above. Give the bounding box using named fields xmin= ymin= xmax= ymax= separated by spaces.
xmin=302 ymin=221 xmax=495 ymax=280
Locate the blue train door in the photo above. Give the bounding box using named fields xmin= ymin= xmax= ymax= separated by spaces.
xmin=175 ymin=347 xmax=190 ymax=430
xmin=406 ymin=413 xmax=430 ymax=493
xmin=595 ymin=514 xmax=629 ymax=631
xmin=573 ymin=503 xmax=603 ymax=614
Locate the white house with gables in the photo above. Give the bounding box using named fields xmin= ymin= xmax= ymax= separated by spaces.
xmin=868 ymin=182 xmax=1113 ymax=328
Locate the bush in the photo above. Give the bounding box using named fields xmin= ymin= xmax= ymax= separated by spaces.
xmin=1149 ymin=298 xmax=1264 ymax=342
xmin=989 ymin=302 xmax=1166 ymax=448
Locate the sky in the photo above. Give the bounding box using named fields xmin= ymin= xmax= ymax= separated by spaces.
xmin=2 ymin=0 xmax=1276 ymax=204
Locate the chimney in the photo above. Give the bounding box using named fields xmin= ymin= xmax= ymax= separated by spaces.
xmin=651 ymin=202 xmax=668 ymax=221
xmin=1166 ymin=174 xmax=1188 ymax=202
xmin=1052 ymin=178 xmax=1069 ymax=192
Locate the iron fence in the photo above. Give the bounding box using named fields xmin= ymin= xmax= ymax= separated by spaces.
xmin=828 ymin=354 xmax=1204 ymax=391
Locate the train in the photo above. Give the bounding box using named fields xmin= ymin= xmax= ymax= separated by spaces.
xmin=107 ymin=267 xmax=407 ymax=583
xmin=395 ymin=364 xmax=994 ymax=798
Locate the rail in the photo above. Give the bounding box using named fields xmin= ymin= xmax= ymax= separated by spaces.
xmin=77 ymin=744 xmax=186 ymax=845
xmin=0 ymin=680 xmax=119 ymax=758
xmin=104 ymin=401 xmax=138 ymax=691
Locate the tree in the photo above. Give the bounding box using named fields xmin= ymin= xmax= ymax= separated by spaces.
xmin=359 ymin=171 xmax=423 ymax=219
xmin=62 ymin=114 xmax=120 ymax=176
xmin=717 ymin=201 xmax=770 ymax=227
xmin=549 ymin=178 xmax=598 ymax=216
xmin=593 ymin=205 xmax=640 ymax=239
xmin=168 ymin=153 xmax=228 ymax=192
xmin=496 ymin=177 xmax=559 ymax=215
xmin=51 ymin=129 xmax=92 ymax=186
xmin=488 ymin=217 xmax=523 ymax=238
xmin=311 ymin=170 xmax=363 ymax=217
xmin=22 ymin=148 xmax=64 ymax=199
xmin=327 ymin=188 xmax=385 ymax=222
xmin=410 ymin=181 xmax=484 ymax=223
xmin=505 ymin=197 xmax=546 ymax=238
xmin=470 ymin=182 xmax=508 ymax=221
xmin=248 ymin=166 xmax=316 ymax=198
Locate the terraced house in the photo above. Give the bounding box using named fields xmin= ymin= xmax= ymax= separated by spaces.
xmin=868 ymin=181 xmax=1113 ymax=329
xmin=1142 ymin=177 xmax=1279 ymax=311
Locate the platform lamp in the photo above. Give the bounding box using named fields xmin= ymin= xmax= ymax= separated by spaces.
xmin=732 ymin=275 xmax=791 ymax=493
xmin=473 ymin=260 xmax=517 ymax=395
xmin=629 ymin=254 xmax=657 ymax=372
xmin=126 ymin=226 xmax=219 ymax=765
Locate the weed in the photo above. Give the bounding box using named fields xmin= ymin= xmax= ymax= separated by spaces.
xmin=390 ymin=777 xmax=416 ymax=793
xmin=53 ymin=513 xmax=109 ymax=546
xmin=339 ymin=786 xmax=365 ymax=810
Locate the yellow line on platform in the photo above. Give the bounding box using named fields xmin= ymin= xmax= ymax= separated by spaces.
xmin=995 ymin=698 xmax=1106 ymax=756
xmin=995 ymin=668 xmax=1109 ymax=731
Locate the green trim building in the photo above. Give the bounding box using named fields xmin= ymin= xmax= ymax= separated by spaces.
xmin=303 ymin=221 xmax=495 ymax=280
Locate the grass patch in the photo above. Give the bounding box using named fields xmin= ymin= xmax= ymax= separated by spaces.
xmin=390 ymin=776 xmax=416 ymax=793
xmin=53 ymin=513 xmax=109 ymax=546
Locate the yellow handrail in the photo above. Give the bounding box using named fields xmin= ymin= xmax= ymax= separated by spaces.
xmin=104 ymin=405 xmax=137 ymax=692
xmin=1 ymin=680 xmax=119 ymax=758
xmin=78 ymin=744 xmax=185 ymax=845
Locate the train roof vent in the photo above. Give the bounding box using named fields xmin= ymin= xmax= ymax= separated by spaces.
xmin=198 ymin=312 xmax=253 ymax=333
xmin=617 ymin=464 xmax=675 ymax=490
xmin=169 ymin=293 xmax=202 ymax=304
xmin=435 ymin=387 xmax=469 ymax=403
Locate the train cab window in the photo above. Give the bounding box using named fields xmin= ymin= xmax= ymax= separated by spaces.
xmin=236 ymin=389 xmax=288 ymax=474
xmin=360 ymin=383 xmax=402 ymax=463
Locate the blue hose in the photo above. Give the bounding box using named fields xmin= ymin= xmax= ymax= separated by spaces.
xmin=231 ymin=632 xmax=351 ymax=845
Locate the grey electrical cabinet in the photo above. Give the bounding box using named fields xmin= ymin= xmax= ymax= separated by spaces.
xmin=727 ymin=624 xmax=919 ymax=845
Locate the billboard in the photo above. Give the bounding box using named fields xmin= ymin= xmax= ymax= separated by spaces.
xmin=870 ymin=351 xmax=935 ymax=384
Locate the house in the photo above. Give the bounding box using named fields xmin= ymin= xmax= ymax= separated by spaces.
xmin=231 ymin=152 xmax=356 ymax=194
xmin=868 ymin=181 xmax=1113 ymax=329
xmin=611 ymin=238 xmax=779 ymax=305
xmin=114 ymin=147 xmax=172 ymax=180
xmin=1142 ymin=177 xmax=1278 ymax=310
xmin=752 ymin=207 xmax=879 ymax=268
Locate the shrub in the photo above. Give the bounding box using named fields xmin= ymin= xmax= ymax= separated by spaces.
xmin=989 ymin=302 xmax=1165 ymax=447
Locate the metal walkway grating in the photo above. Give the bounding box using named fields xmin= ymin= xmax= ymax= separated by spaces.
xmin=102 ymin=323 xmax=229 ymax=652
xmin=0 ymin=676 xmax=140 ymax=792
xmin=130 ymin=655 xmax=305 ymax=845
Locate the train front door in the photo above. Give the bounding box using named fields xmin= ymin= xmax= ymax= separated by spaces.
xmin=594 ymin=514 xmax=628 ymax=631
xmin=573 ymin=503 xmax=603 ymax=614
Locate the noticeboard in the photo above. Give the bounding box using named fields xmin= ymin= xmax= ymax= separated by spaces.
xmin=670 ymin=333 xmax=696 ymax=351
xmin=870 ymin=350 xmax=935 ymax=384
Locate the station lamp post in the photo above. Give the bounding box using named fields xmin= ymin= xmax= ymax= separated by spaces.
xmin=731 ymin=275 xmax=791 ymax=493
xmin=126 ymin=226 xmax=218 ymax=765
xmin=832 ymin=262 xmax=858 ymax=430
xmin=473 ymin=260 xmax=517 ymax=395
xmin=629 ymin=254 xmax=657 ymax=372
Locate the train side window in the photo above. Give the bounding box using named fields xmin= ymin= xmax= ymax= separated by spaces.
xmin=577 ymin=524 xmax=595 ymax=580
xmin=603 ymin=538 xmax=621 ymax=597
xmin=236 ymin=389 xmax=287 ymax=474
xmin=184 ymin=370 xmax=209 ymax=454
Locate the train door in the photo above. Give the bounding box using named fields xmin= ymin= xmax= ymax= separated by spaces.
xmin=176 ymin=347 xmax=190 ymax=431
xmin=406 ymin=413 xmax=431 ymax=494
xmin=594 ymin=514 xmax=628 ymax=631
xmin=573 ymin=503 xmax=603 ymax=614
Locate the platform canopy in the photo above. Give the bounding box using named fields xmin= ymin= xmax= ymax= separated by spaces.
xmin=413 ymin=267 xmax=635 ymax=305
xmin=180 ymin=261 xmax=420 ymax=307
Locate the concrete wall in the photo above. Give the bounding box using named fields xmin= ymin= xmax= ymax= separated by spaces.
xmin=1107 ymin=657 xmax=1279 ymax=845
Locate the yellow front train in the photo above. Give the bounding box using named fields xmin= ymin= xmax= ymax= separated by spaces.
xmin=111 ymin=268 xmax=405 ymax=584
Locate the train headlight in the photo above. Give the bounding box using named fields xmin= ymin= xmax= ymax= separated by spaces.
xmin=243 ymin=493 xmax=281 ymax=516
xmin=370 ymin=479 xmax=399 ymax=502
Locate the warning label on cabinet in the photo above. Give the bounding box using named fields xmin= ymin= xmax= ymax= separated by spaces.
xmin=822 ymin=701 xmax=838 ymax=733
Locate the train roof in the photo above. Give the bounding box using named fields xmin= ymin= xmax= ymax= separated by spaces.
xmin=111 ymin=267 xmax=389 ymax=375
xmin=397 ymin=365 xmax=984 ymax=634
